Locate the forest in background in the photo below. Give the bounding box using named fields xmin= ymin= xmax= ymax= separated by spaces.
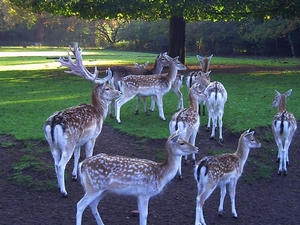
xmin=1 ymin=0 xmax=300 ymax=57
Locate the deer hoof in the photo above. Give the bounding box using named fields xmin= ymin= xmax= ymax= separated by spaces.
xmin=72 ymin=176 xmax=77 ymax=181
xmin=219 ymin=139 xmax=224 ymax=144
xmin=210 ymin=136 xmax=215 ymax=140
xmin=283 ymin=171 xmax=287 ymax=176
xmin=135 ymin=111 xmax=139 ymax=115
xmin=278 ymin=170 xmax=282 ymax=175
xmin=61 ymin=192 xmax=68 ymax=198
xmin=206 ymin=127 xmax=210 ymax=132
xmin=218 ymin=210 xmax=223 ymax=217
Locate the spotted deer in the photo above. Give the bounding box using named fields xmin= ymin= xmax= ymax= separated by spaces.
xmin=109 ymin=54 xmax=169 ymax=117
xmin=194 ymin=129 xmax=261 ymax=225
xmin=186 ymin=54 xmax=213 ymax=116
xmin=169 ymin=84 xmax=207 ymax=179
xmin=204 ymin=80 xmax=228 ymax=142
xmin=76 ymin=131 xmax=198 ymax=225
xmin=44 ymin=43 xmax=122 ymax=197
xmin=271 ymin=89 xmax=297 ymax=175
xmin=115 ymin=54 xmax=186 ymax=123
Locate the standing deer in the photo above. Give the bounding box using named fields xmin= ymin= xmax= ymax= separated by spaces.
xmin=109 ymin=54 xmax=169 ymax=117
xmin=271 ymin=89 xmax=297 ymax=175
xmin=115 ymin=54 xmax=186 ymax=123
xmin=44 ymin=43 xmax=122 ymax=197
xmin=194 ymin=129 xmax=261 ymax=225
xmin=76 ymin=131 xmax=198 ymax=225
xmin=169 ymin=84 xmax=207 ymax=179
xmin=204 ymin=80 xmax=228 ymax=142
xmin=186 ymin=54 xmax=213 ymax=116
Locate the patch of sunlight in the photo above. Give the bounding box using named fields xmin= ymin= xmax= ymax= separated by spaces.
xmin=0 ymin=95 xmax=83 ymax=105
xmin=0 ymin=59 xmax=129 ymax=71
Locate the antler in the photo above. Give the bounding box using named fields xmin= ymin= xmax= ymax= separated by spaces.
xmin=56 ymin=42 xmax=111 ymax=84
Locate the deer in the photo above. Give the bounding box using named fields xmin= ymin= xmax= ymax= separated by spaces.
xmin=134 ymin=62 xmax=185 ymax=113
xmin=194 ymin=129 xmax=262 ymax=225
xmin=108 ymin=53 xmax=169 ymax=117
xmin=115 ymin=54 xmax=186 ymax=124
xmin=271 ymin=89 xmax=297 ymax=175
xmin=204 ymin=80 xmax=228 ymax=143
xmin=169 ymin=83 xmax=207 ymax=179
xmin=44 ymin=43 xmax=122 ymax=197
xmin=186 ymin=54 xmax=213 ymax=116
xmin=76 ymin=131 xmax=198 ymax=225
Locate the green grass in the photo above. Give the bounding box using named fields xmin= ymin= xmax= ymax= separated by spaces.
xmin=1 ymin=48 xmax=300 ymax=140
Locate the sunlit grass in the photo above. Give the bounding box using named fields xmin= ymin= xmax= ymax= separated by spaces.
xmin=0 ymin=48 xmax=300 ymax=140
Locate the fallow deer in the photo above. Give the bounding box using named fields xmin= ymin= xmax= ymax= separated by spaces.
xmin=169 ymin=84 xmax=207 ymax=179
xmin=76 ymin=131 xmax=198 ymax=225
xmin=194 ymin=129 xmax=261 ymax=225
xmin=44 ymin=43 xmax=122 ymax=197
xmin=271 ymin=89 xmax=297 ymax=175
xmin=186 ymin=54 xmax=213 ymax=116
xmin=109 ymin=53 xmax=169 ymax=117
xmin=204 ymin=80 xmax=228 ymax=142
xmin=115 ymin=54 xmax=186 ymax=123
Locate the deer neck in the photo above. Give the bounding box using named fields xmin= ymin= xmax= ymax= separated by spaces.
xmin=166 ymin=62 xmax=180 ymax=84
xmin=150 ymin=60 xmax=163 ymax=75
xmin=157 ymin=150 xmax=181 ymax=189
xmin=278 ymin=94 xmax=287 ymax=113
xmin=91 ymin=91 xmax=108 ymax=118
xmin=189 ymin=94 xmax=199 ymax=113
xmin=234 ymin=142 xmax=250 ymax=168
xmin=201 ymin=59 xmax=210 ymax=72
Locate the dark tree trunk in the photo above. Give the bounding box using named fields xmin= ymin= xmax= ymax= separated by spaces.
xmin=168 ymin=16 xmax=186 ymax=64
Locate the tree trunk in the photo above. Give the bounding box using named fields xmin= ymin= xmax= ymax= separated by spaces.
xmin=287 ymin=32 xmax=296 ymax=58
xmin=168 ymin=16 xmax=186 ymax=64
xmin=35 ymin=15 xmax=45 ymax=46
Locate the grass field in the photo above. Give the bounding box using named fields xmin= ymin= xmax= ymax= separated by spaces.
xmin=1 ymin=46 xmax=299 ymax=140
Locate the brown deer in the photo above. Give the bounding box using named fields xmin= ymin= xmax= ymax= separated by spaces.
xmin=186 ymin=54 xmax=213 ymax=116
xmin=194 ymin=129 xmax=261 ymax=225
xmin=109 ymin=53 xmax=169 ymax=117
xmin=169 ymin=83 xmax=207 ymax=179
xmin=115 ymin=54 xmax=186 ymax=123
xmin=271 ymin=89 xmax=297 ymax=175
xmin=76 ymin=131 xmax=198 ymax=225
xmin=44 ymin=43 xmax=122 ymax=197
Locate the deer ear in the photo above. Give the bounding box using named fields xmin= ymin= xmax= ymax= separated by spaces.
xmin=170 ymin=130 xmax=180 ymax=142
xmin=285 ymin=89 xmax=292 ymax=97
xmin=196 ymin=55 xmax=204 ymax=62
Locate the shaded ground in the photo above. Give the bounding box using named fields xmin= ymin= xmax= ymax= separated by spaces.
xmin=1 ymin=65 xmax=300 ymax=225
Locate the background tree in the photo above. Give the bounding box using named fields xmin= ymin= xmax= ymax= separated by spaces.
xmin=8 ymin=0 xmax=300 ymax=62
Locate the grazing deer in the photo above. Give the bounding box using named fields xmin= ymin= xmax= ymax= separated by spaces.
xmin=271 ymin=89 xmax=297 ymax=175
xmin=194 ymin=129 xmax=261 ymax=225
xmin=115 ymin=54 xmax=186 ymax=123
xmin=204 ymin=80 xmax=228 ymax=143
xmin=169 ymin=84 xmax=207 ymax=179
xmin=109 ymin=54 xmax=169 ymax=117
xmin=44 ymin=43 xmax=122 ymax=197
xmin=76 ymin=131 xmax=198 ymax=225
xmin=186 ymin=54 xmax=213 ymax=116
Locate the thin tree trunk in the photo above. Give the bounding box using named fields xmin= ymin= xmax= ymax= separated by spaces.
xmin=168 ymin=16 xmax=186 ymax=64
xmin=287 ymin=32 xmax=296 ymax=58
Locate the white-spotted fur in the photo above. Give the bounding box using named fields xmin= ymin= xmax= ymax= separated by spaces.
xmin=194 ymin=129 xmax=261 ymax=225
xmin=76 ymin=132 xmax=198 ymax=225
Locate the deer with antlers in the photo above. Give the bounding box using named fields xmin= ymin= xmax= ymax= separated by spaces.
xmin=44 ymin=43 xmax=122 ymax=197
xmin=169 ymin=84 xmax=207 ymax=179
xmin=76 ymin=131 xmax=198 ymax=225
xmin=271 ymin=89 xmax=297 ymax=175
xmin=115 ymin=54 xmax=186 ymax=123
xmin=194 ymin=129 xmax=261 ymax=225
xmin=186 ymin=54 xmax=213 ymax=116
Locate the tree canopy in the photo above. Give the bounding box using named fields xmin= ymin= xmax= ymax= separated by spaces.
xmin=8 ymin=0 xmax=300 ymax=62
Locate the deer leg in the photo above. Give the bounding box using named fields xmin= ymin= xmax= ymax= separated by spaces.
xmin=228 ymin=179 xmax=238 ymax=218
xmin=202 ymin=103 xmax=206 ymax=116
xmin=143 ymin=97 xmax=149 ymax=115
xmin=72 ymin=146 xmax=81 ymax=180
xmin=58 ymin=148 xmax=73 ymax=197
xmin=177 ymin=156 xmax=183 ymax=179
xmin=115 ymin=95 xmax=135 ymax=124
xmin=137 ymin=196 xmax=150 ymax=225
xmin=218 ymin=112 xmax=224 ymax=143
xmin=51 ymin=148 xmax=61 ymax=189
xmin=218 ymin=184 xmax=226 ymax=216
xmin=172 ymin=88 xmax=183 ymax=110
xmin=210 ymin=114 xmax=217 ymax=140
xmin=109 ymin=99 xmax=115 ymax=118
xmin=76 ymin=192 xmax=104 ymax=225
xmin=195 ymin=184 xmax=217 ymax=225
xmin=150 ymin=96 xmax=156 ymax=112
xmin=155 ymin=96 xmax=166 ymax=121
xmin=135 ymin=96 xmax=140 ymax=115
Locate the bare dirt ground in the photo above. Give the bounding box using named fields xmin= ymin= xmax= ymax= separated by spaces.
xmin=0 ymin=65 xmax=300 ymax=225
